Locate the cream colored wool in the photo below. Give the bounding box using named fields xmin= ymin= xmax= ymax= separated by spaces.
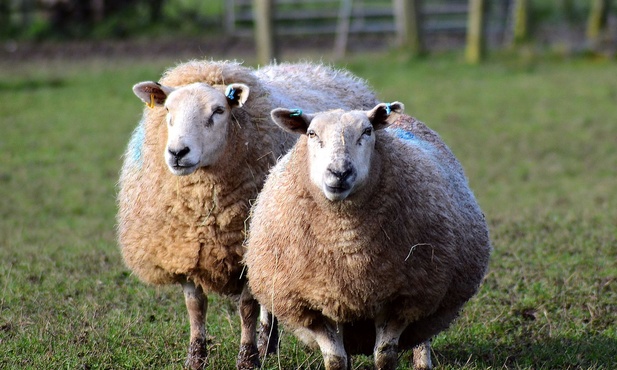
xmin=117 ymin=60 xmax=378 ymax=295
xmin=245 ymin=113 xmax=491 ymax=353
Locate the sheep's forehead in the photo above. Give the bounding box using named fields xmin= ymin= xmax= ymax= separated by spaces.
xmin=166 ymin=83 xmax=226 ymax=111
xmin=311 ymin=111 xmax=369 ymax=139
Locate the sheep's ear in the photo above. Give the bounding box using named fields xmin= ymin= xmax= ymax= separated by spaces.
xmin=366 ymin=102 xmax=405 ymax=130
xmin=270 ymin=108 xmax=314 ymax=134
xmin=225 ymin=83 xmax=250 ymax=108
xmin=133 ymin=81 xmax=174 ymax=107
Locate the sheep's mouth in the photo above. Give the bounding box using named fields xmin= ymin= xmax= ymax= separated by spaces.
xmin=324 ymin=175 xmax=354 ymax=195
xmin=169 ymin=163 xmax=198 ymax=176
xmin=323 ymin=183 xmax=353 ymax=201
xmin=325 ymin=184 xmax=350 ymax=194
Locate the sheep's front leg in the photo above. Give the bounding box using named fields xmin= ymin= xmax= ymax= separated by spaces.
xmin=374 ymin=314 xmax=407 ymax=370
xmin=182 ymin=281 xmax=208 ymax=370
xmin=412 ymin=340 xmax=432 ymax=370
xmin=257 ymin=305 xmax=279 ymax=358
xmin=236 ymin=285 xmax=260 ymax=370
xmin=312 ymin=318 xmax=348 ymax=370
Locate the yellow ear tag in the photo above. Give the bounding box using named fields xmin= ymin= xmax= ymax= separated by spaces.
xmin=146 ymin=93 xmax=155 ymax=109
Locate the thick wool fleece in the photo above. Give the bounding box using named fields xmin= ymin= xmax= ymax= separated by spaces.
xmin=117 ymin=60 xmax=378 ymax=295
xmin=245 ymin=114 xmax=491 ymax=352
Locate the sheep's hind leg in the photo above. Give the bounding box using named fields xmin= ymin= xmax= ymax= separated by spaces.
xmin=412 ymin=340 xmax=432 ymax=370
xmin=182 ymin=281 xmax=208 ymax=370
xmin=257 ymin=305 xmax=279 ymax=358
xmin=236 ymin=285 xmax=260 ymax=370
xmin=312 ymin=318 xmax=348 ymax=370
xmin=374 ymin=314 xmax=407 ymax=370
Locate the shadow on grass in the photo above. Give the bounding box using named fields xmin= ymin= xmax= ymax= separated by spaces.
xmin=433 ymin=334 xmax=617 ymax=368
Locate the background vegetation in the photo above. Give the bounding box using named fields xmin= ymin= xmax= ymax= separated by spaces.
xmin=0 ymin=0 xmax=611 ymax=42
xmin=0 ymin=48 xmax=615 ymax=369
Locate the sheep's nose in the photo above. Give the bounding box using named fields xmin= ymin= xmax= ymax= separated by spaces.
xmin=169 ymin=147 xmax=190 ymax=159
xmin=327 ymin=167 xmax=353 ymax=182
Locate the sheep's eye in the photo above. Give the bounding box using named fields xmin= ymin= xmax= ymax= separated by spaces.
xmin=213 ymin=106 xmax=225 ymax=115
xmin=362 ymin=127 xmax=372 ymax=136
xmin=307 ymin=130 xmax=317 ymax=139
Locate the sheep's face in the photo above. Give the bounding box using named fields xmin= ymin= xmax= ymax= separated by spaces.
xmin=132 ymin=81 xmax=249 ymax=176
xmin=305 ymin=111 xmax=374 ymax=201
xmin=271 ymin=102 xmax=404 ymax=201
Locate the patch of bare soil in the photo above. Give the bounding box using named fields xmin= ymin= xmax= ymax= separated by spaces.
xmin=0 ymin=33 xmax=423 ymax=64
xmin=0 ymin=36 xmax=256 ymax=62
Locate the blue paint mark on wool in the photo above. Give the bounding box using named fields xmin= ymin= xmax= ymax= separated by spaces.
xmin=387 ymin=127 xmax=416 ymax=141
xmin=386 ymin=127 xmax=435 ymax=154
xmin=127 ymin=121 xmax=145 ymax=169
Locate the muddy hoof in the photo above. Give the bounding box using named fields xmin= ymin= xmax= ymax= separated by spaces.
xmin=185 ymin=338 xmax=208 ymax=370
xmin=323 ymin=354 xmax=348 ymax=370
xmin=257 ymin=317 xmax=279 ymax=357
xmin=374 ymin=342 xmax=398 ymax=370
xmin=236 ymin=343 xmax=260 ymax=370
xmin=412 ymin=341 xmax=432 ymax=370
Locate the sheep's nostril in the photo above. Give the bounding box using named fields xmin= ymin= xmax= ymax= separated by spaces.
xmin=169 ymin=147 xmax=190 ymax=159
xmin=328 ymin=168 xmax=353 ymax=181
xmin=340 ymin=169 xmax=353 ymax=181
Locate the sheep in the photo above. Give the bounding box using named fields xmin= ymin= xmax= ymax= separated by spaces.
xmin=116 ymin=59 xmax=378 ymax=370
xmin=244 ymin=102 xmax=492 ymax=370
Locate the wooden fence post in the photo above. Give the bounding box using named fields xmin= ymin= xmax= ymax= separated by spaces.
xmin=586 ymin=0 xmax=610 ymax=50
xmin=394 ymin=0 xmax=425 ymax=56
xmin=513 ymin=0 xmax=528 ymax=45
xmin=334 ymin=0 xmax=353 ymax=60
xmin=465 ymin=0 xmax=486 ymax=64
xmin=254 ymin=0 xmax=277 ymax=65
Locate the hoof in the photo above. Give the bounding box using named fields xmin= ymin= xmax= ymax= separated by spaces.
xmin=324 ymin=354 xmax=348 ymax=370
xmin=257 ymin=317 xmax=279 ymax=357
xmin=185 ymin=337 xmax=208 ymax=370
xmin=374 ymin=342 xmax=398 ymax=370
xmin=412 ymin=341 xmax=432 ymax=370
xmin=236 ymin=343 xmax=260 ymax=370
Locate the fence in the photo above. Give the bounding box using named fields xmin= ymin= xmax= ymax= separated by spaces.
xmin=226 ymin=0 xmax=508 ymax=38
xmin=1 ymin=0 xmax=614 ymax=64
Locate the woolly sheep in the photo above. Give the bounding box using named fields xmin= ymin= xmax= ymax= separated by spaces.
xmin=244 ymin=102 xmax=492 ymax=370
xmin=117 ymin=60 xmax=378 ymax=369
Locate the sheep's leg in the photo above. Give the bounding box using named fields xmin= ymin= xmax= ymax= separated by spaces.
xmin=182 ymin=281 xmax=208 ymax=370
xmin=412 ymin=340 xmax=432 ymax=370
xmin=374 ymin=315 xmax=407 ymax=370
xmin=257 ymin=305 xmax=279 ymax=358
xmin=236 ymin=285 xmax=260 ymax=370
xmin=312 ymin=318 xmax=348 ymax=370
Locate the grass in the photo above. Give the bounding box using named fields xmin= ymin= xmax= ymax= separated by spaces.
xmin=0 ymin=51 xmax=615 ymax=369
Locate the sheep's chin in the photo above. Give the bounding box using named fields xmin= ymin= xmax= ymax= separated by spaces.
xmin=168 ymin=164 xmax=198 ymax=176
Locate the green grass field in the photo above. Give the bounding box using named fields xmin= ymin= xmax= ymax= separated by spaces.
xmin=0 ymin=52 xmax=615 ymax=369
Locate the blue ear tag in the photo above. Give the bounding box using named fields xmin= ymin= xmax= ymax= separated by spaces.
xmin=289 ymin=109 xmax=303 ymax=117
xmin=385 ymin=103 xmax=392 ymax=115
xmin=225 ymin=86 xmax=237 ymax=100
